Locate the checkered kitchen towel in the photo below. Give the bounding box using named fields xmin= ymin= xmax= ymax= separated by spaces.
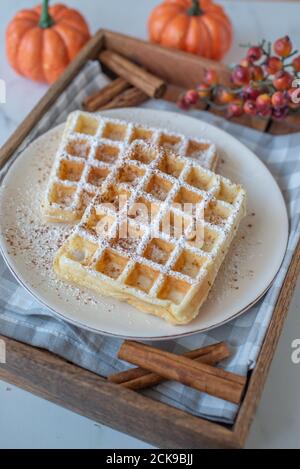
xmin=0 ymin=61 xmax=299 ymax=424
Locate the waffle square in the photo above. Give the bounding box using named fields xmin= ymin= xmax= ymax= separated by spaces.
xmin=44 ymin=111 xmax=218 ymax=223
xmin=54 ymin=141 xmax=246 ymax=325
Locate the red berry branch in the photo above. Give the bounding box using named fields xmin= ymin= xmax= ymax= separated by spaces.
xmin=178 ymin=36 xmax=300 ymax=120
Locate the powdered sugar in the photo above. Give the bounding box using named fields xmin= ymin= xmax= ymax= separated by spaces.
xmin=60 ymin=137 xmax=246 ymax=305
xmin=44 ymin=111 xmax=218 ymax=221
xmin=0 ymin=133 xmax=101 ymax=309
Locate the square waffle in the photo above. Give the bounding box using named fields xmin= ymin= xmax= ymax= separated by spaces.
xmin=44 ymin=111 xmax=218 ymax=223
xmin=54 ymin=141 xmax=246 ymax=325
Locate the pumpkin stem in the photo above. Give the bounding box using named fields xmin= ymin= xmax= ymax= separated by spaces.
xmin=188 ymin=0 xmax=203 ymax=16
xmin=39 ymin=0 xmax=54 ymax=29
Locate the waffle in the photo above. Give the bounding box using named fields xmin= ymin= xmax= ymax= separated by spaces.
xmin=54 ymin=140 xmax=246 ymax=325
xmin=44 ymin=111 xmax=218 ymax=223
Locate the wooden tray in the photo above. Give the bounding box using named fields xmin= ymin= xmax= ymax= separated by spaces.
xmin=0 ymin=30 xmax=299 ymax=449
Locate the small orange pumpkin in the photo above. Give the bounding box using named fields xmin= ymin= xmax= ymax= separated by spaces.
xmin=148 ymin=0 xmax=232 ymax=61
xmin=6 ymin=0 xmax=91 ymax=84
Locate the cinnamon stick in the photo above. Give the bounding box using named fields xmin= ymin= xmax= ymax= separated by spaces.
xmin=110 ymin=342 xmax=229 ymax=384
xmin=98 ymin=87 xmax=148 ymax=111
xmin=118 ymin=341 xmax=246 ymax=404
xmin=109 ymin=342 xmax=230 ymax=391
xmin=99 ymin=50 xmax=166 ymax=99
xmin=83 ymin=78 xmax=130 ymax=112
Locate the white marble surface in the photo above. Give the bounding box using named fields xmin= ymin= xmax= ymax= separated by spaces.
xmin=0 ymin=0 xmax=299 ymax=449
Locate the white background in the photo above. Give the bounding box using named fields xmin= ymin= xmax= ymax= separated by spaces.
xmin=0 ymin=0 xmax=300 ymax=449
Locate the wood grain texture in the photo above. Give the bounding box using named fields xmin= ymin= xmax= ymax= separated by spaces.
xmin=103 ymin=30 xmax=232 ymax=89
xmin=269 ymin=114 xmax=300 ymax=135
xmin=234 ymin=238 xmax=300 ymax=446
xmin=210 ymin=108 xmax=270 ymax=132
xmin=0 ymin=335 xmax=238 ymax=449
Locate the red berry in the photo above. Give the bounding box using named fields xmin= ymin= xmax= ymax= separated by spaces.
xmin=274 ymin=36 xmax=292 ymax=57
xmin=216 ymin=87 xmax=235 ymax=104
xmin=265 ymin=56 xmax=283 ymax=75
xmin=292 ymin=55 xmax=300 ymax=73
xmin=256 ymin=93 xmax=272 ymax=110
xmin=232 ymin=65 xmax=251 ymax=86
xmin=273 ymin=70 xmax=293 ymax=91
xmin=250 ymin=65 xmax=264 ymax=81
xmin=204 ymin=69 xmax=219 ymax=86
xmin=247 ymin=46 xmax=263 ymax=62
xmin=184 ymin=89 xmax=199 ymax=105
xmin=197 ymin=83 xmax=211 ymax=99
xmin=240 ymin=58 xmax=251 ymax=68
xmin=272 ymin=106 xmax=289 ymax=120
xmin=177 ymin=95 xmax=191 ymax=111
xmin=227 ymin=100 xmax=244 ymax=118
xmin=242 ymin=85 xmax=261 ymax=101
xmin=271 ymin=91 xmax=288 ymax=109
xmin=243 ymin=100 xmax=256 ymax=116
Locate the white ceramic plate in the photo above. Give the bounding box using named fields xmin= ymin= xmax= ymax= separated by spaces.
xmin=0 ymin=108 xmax=288 ymax=340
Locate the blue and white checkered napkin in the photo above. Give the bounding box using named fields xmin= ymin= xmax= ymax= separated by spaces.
xmin=0 ymin=61 xmax=299 ymax=424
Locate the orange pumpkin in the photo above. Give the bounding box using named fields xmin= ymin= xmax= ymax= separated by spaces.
xmin=148 ymin=0 xmax=232 ymax=61
xmin=6 ymin=1 xmax=91 ymax=84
